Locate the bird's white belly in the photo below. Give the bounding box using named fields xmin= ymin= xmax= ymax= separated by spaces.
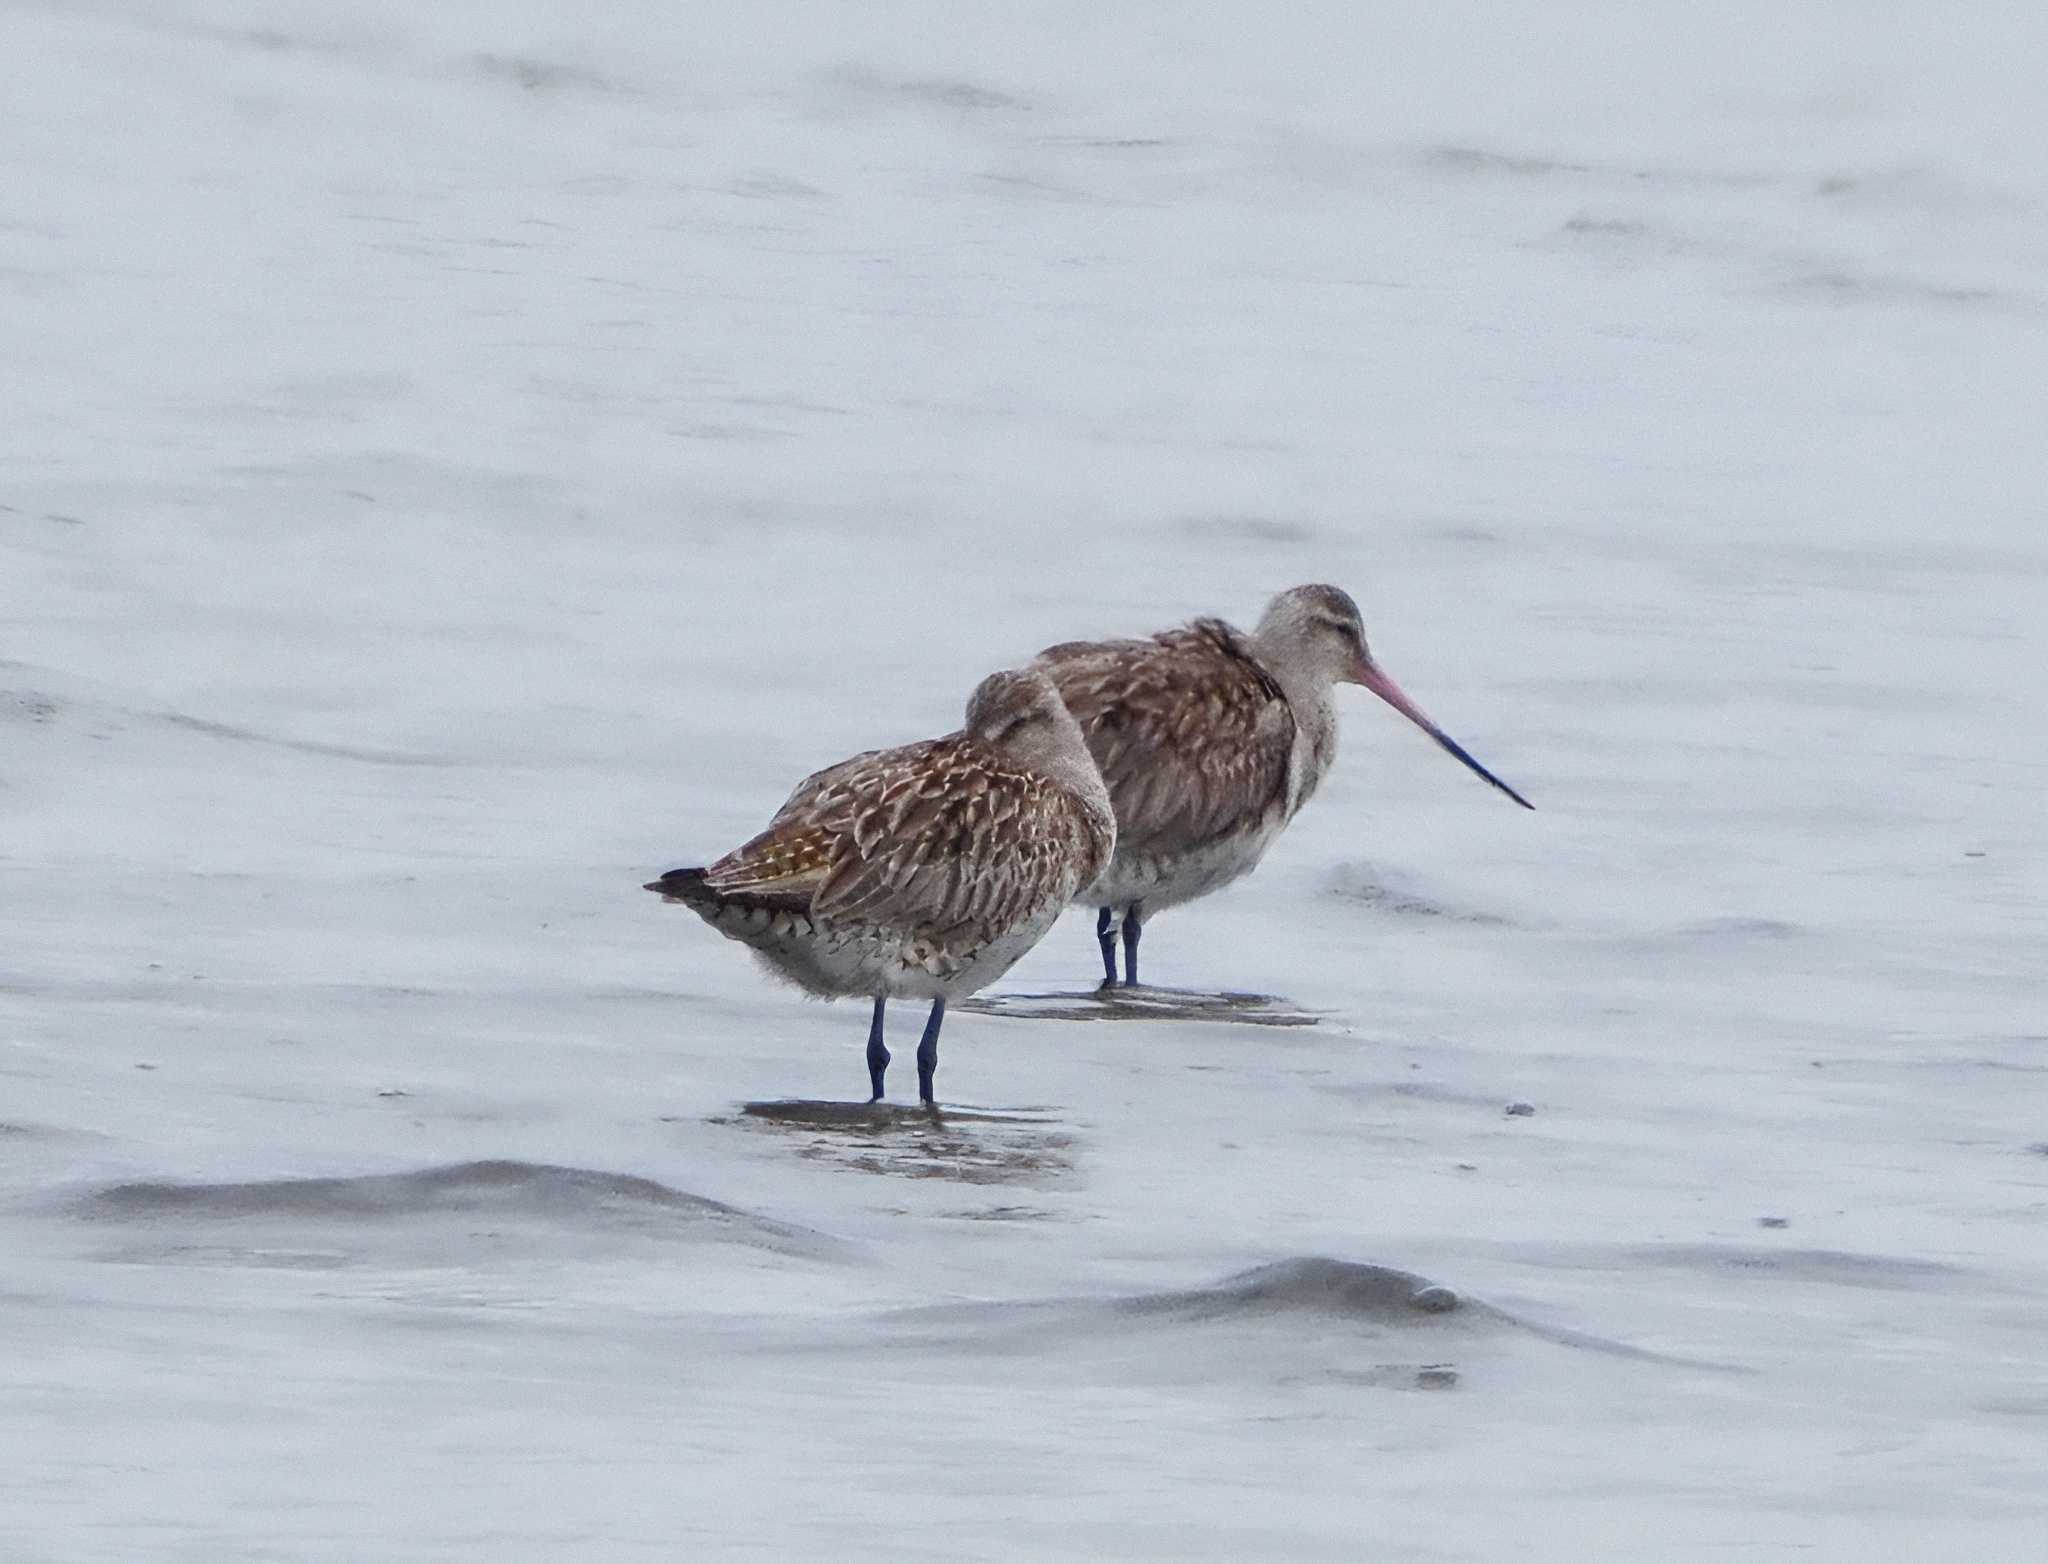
xmin=930 ymin=903 xmax=1066 ymax=999
xmin=727 ymin=895 xmax=1069 ymax=1004
xmin=1083 ymin=820 xmax=1285 ymax=912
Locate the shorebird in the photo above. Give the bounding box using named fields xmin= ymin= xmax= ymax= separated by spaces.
xmin=646 ymin=667 xmax=1115 ymax=1104
xmin=1038 ymin=584 xmax=1531 ymax=989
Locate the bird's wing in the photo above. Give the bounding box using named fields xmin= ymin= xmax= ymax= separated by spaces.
xmin=709 ymin=737 xmax=1095 ymax=940
xmin=695 ymin=745 xmax=901 ymax=904
xmin=1040 ymin=618 xmax=1295 ymax=856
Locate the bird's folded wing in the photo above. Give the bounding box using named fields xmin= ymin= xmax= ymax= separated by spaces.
xmin=786 ymin=740 xmax=1081 ymax=941
xmin=1044 ymin=621 xmax=1294 ymax=854
xmin=696 ymin=746 xmax=900 ymax=900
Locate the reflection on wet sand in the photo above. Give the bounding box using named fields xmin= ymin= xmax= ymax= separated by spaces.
xmin=962 ymin=987 xmax=1318 ymax=1027
xmin=726 ymin=1100 xmax=1078 ymax=1185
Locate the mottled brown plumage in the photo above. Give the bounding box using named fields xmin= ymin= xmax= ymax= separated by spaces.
xmin=700 ymin=731 xmax=1111 ymax=960
xmin=1040 ymin=585 xmax=1530 ymax=988
xmin=646 ymin=666 xmax=1115 ymax=1102
xmin=1039 ymin=618 xmax=1302 ymax=864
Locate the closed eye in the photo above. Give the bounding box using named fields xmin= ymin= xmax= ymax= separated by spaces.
xmin=987 ymin=709 xmax=1049 ymax=742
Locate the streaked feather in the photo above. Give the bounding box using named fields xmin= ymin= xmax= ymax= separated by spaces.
xmin=1041 ymin=618 xmax=1295 ymax=858
xmin=715 ymin=735 xmax=1107 ymax=944
xmin=655 ymin=666 xmax=1117 ymax=999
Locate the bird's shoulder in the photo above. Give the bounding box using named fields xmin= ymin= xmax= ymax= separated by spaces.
xmin=1040 ymin=619 xmax=1295 ymax=849
xmin=1043 ymin=618 xmax=1289 ymax=742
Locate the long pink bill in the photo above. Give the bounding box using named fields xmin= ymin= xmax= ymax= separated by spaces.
xmin=1356 ymin=659 xmax=1534 ymax=810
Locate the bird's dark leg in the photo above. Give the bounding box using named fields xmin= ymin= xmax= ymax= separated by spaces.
xmin=1122 ymin=903 xmax=1144 ymax=988
xmin=1096 ymin=907 xmax=1120 ymax=989
xmin=865 ymin=997 xmax=889 ymax=1102
xmin=915 ymin=997 xmax=946 ymax=1106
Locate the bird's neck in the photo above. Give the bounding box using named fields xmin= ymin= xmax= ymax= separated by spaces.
xmin=996 ymin=725 xmax=1113 ymax=819
xmin=1249 ymin=638 xmax=1341 ymax=818
xmin=1289 ymin=689 xmax=1340 ymax=814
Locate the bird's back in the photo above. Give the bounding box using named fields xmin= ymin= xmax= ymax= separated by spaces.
xmin=1039 ymin=618 xmax=1297 ymax=863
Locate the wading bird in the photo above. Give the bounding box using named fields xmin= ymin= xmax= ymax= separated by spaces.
xmin=1038 ymin=584 xmax=1530 ymax=989
xmin=647 ymin=667 xmax=1115 ymax=1103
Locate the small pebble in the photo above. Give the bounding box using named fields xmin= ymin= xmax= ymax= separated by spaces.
xmin=1758 ymin=1216 xmax=1789 ymax=1229
xmin=1455 ymin=1162 xmax=1477 ymax=1172
xmin=1505 ymin=1101 xmax=1535 ymax=1117
xmin=1415 ymin=1365 xmax=1460 ymax=1390
xmin=134 ymin=1062 xmax=156 ymax=1071
xmin=375 ymin=1088 xmax=409 ymax=1099
xmin=1408 ymin=1285 xmax=1459 ymax=1314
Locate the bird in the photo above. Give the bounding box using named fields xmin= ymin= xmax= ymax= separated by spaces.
xmin=1037 ymin=583 xmax=1531 ymax=990
xmin=645 ymin=666 xmax=1116 ymax=1105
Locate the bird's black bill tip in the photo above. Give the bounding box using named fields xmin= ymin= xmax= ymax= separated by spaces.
xmin=1357 ymin=660 xmax=1533 ymax=812
xmin=1431 ymin=731 xmax=1534 ymax=811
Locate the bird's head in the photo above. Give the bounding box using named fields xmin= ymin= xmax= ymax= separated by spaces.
xmin=965 ymin=666 xmax=1084 ymax=754
xmin=1255 ymin=583 xmax=1533 ymax=810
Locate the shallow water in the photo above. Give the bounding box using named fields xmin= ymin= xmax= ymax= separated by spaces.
xmin=5 ymin=2 xmax=2047 ymax=1559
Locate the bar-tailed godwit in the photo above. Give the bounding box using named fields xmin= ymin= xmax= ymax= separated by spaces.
xmin=646 ymin=667 xmax=1115 ymax=1103
xmin=1037 ymin=584 xmax=1530 ymax=988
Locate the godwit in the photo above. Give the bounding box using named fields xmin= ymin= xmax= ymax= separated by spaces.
xmin=646 ymin=667 xmax=1115 ymax=1104
xmin=1037 ymin=584 xmax=1530 ymax=989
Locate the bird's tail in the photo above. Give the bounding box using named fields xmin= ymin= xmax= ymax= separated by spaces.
xmin=644 ymin=866 xmax=715 ymax=904
xmin=645 ymin=865 xmax=819 ymax=954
